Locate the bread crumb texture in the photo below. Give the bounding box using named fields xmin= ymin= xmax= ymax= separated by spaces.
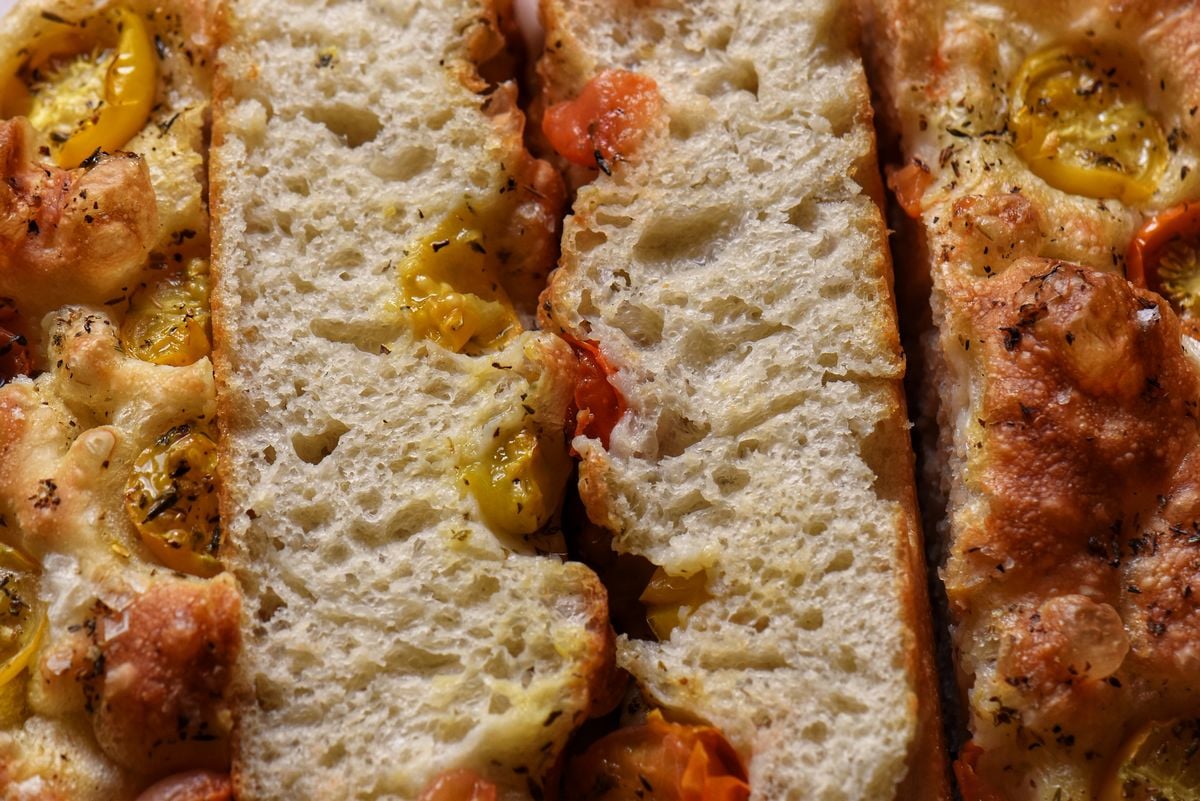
xmin=540 ymin=1 xmax=924 ymax=800
xmin=211 ymin=1 xmax=607 ymax=799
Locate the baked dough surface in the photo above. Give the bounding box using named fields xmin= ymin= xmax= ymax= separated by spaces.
xmin=864 ymin=1 xmax=1200 ymax=798
xmin=0 ymin=3 xmax=238 ymax=799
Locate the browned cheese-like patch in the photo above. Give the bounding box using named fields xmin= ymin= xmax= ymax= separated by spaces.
xmin=80 ymin=575 xmax=241 ymax=775
xmin=949 ymin=260 xmax=1200 ymax=719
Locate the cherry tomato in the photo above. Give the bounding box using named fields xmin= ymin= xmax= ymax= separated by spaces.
xmin=417 ymin=769 xmax=497 ymax=801
xmin=121 ymin=260 xmax=212 ymax=366
xmin=462 ymin=424 xmax=570 ymax=538
xmin=1010 ymin=46 xmax=1166 ymax=204
xmin=566 ymin=336 xmax=626 ymax=448
xmin=639 ymin=567 xmax=709 ymax=641
xmin=543 ymin=69 xmax=661 ymax=172
xmin=125 ymin=425 xmax=223 ymax=577
xmin=0 ymin=542 xmax=45 ymax=688
xmin=887 ymin=162 xmax=934 ymax=219
xmin=953 ymin=742 xmax=1008 ymax=801
xmin=1098 ymin=719 xmax=1200 ymax=801
xmin=1127 ymin=201 xmax=1200 ymax=321
xmin=0 ymin=8 xmax=157 ymax=167
xmin=566 ymin=710 xmax=750 ymax=801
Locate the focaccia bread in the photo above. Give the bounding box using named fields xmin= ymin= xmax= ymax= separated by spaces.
xmin=0 ymin=2 xmax=239 ymax=800
xmin=536 ymin=1 xmax=947 ymax=798
xmin=210 ymin=0 xmax=613 ymax=798
xmin=862 ymin=1 xmax=1200 ymax=798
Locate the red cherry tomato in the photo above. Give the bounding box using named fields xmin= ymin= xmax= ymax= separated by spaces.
xmin=543 ymin=69 xmax=661 ymax=172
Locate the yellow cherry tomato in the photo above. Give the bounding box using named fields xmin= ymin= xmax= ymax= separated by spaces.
xmin=397 ymin=210 xmax=522 ymax=356
xmin=640 ymin=567 xmax=710 ymax=640
xmin=1098 ymin=719 xmax=1200 ymax=801
xmin=0 ymin=8 xmax=157 ymax=167
xmin=125 ymin=426 xmax=223 ymax=578
xmin=462 ymin=425 xmax=570 ymax=538
xmin=1010 ymin=46 xmax=1167 ymax=204
xmin=121 ymin=260 xmax=212 ymax=366
xmin=0 ymin=542 xmax=45 ymax=688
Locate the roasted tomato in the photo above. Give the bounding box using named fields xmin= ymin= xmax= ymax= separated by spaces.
xmin=543 ymin=69 xmax=661 ymax=173
xmin=566 ymin=337 xmax=626 ymax=448
xmin=462 ymin=424 xmax=571 ymax=538
xmin=1010 ymin=46 xmax=1166 ymax=204
xmin=1098 ymin=720 xmax=1200 ymax=801
xmin=125 ymin=425 xmax=223 ymax=577
xmin=397 ymin=209 xmax=522 ymax=356
xmin=0 ymin=7 xmax=157 ymax=167
xmin=565 ymin=710 xmax=750 ymax=801
xmin=887 ymin=161 xmax=934 ymax=219
xmin=122 ymin=259 xmax=212 ymax=366
xmin=639 ymin=567 xmax=709 ymax=641
xmin=1127 ymin=201 xmax=1200 ymax=322
xmin=417 ymin=769 xmax=497 ymax=801
xmin=133 ymin=770 xmax=234 ymax=801
xmin=0 ymin=300 xmax=30 ymax=384
xmin=0 ymin=542 xmax=44 ymax=688
xmin=953 ymin=742 xmax=1007 ymax=801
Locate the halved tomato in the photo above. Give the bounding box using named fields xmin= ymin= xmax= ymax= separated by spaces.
xmin=125 ymin=425 xmax=223 ymax=577
xmin=1010 ymin=46 xmax=1166 ymax=204
xmin=1098 ymin=719 xmax=1200 ymax=801
xmin=565 ymin=710 xmax=750 ymax=801
xmin=1127 ymin=201 xmax=1200 ymax=321
xmin=417 ymin=769 xmax=497 ymax=801
xmin=543 ymin=69 xmax=661 ymax=172
xmin=0 ymin=542 xmax=45 ymax=688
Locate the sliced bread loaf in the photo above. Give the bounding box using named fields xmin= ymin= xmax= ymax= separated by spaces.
xmin=210 ymin=0 xmax=612 ymax=798
xmin=537 ymin=1 xmax=946 ymax=798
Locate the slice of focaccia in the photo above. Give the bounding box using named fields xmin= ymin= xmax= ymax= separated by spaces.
xmin=863 ymin=1 xmax=1200 ymax=798
xmin=535 ymin=1 xmax=947 ymax=798
xmin=210 ymin=0 xmax=613 ymax=798
xmin=0 ymin=2 xmax=240 ymax=800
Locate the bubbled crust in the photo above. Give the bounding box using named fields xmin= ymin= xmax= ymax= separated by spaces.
xmin=85 ymin=576 xmax=240 ymax=774
xmin=948 ymin=263 xmax=1198 ymax=584
xmin=0 ymin=307 xmax=235 ymax=799
xmin=0 ymin=120 xmax=157 ymax=359
xmin=0 ymin=2 xmax=229 ymax=795
xmin=944 ymin=261 xmax=1200 ymax=792
xmin=861 ymin=1 xmax=1200 ymax=797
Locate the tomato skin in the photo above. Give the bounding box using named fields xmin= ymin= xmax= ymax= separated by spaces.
xmin=565 ymin=711 xmax=750 ymax=801
xmin=887 ymin=162 xmax=933 ymax=219
xmin=543 ymin=69 xmax=661 ymax=171
xmin=0 ymin=302 xmax=30 ymax=384
xmin=417 ymin=769 xmax=497 ymax=801
xmin=565 ymin=337 xmax=626 ymax=448
xmin=1009 ymin=46 xmax=1166 ymax=204
xmin=953 ymin=742 xmax=1008 ymax=801
xmin=1126 ymin=201 xmax=1200 ymax=294
xmin=133 ymin=770 xmax=233 ymax=801
xmin=0 ymin=324 xmax=30 ymax=384
xmin=124 ymin=426 xmax=223 ymax=578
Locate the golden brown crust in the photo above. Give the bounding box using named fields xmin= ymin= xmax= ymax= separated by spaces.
xmin=85 ymin=575 xmax=240 ymax=775
xmin=0 ymin=120 xmax=157 ymax=358
xmin=947 ymin=261 xmax=1200 ymax=790
xmin=0 ymin=2 xmax=232 ymax=798
xmin=864 ymin=0 xmax=1200 ymax=796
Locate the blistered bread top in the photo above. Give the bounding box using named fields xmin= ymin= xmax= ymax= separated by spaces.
xmin=0 ymin=2 xmax=237 ymax=799
xmin=866 ymin=0 xmax=1200 ymax=798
